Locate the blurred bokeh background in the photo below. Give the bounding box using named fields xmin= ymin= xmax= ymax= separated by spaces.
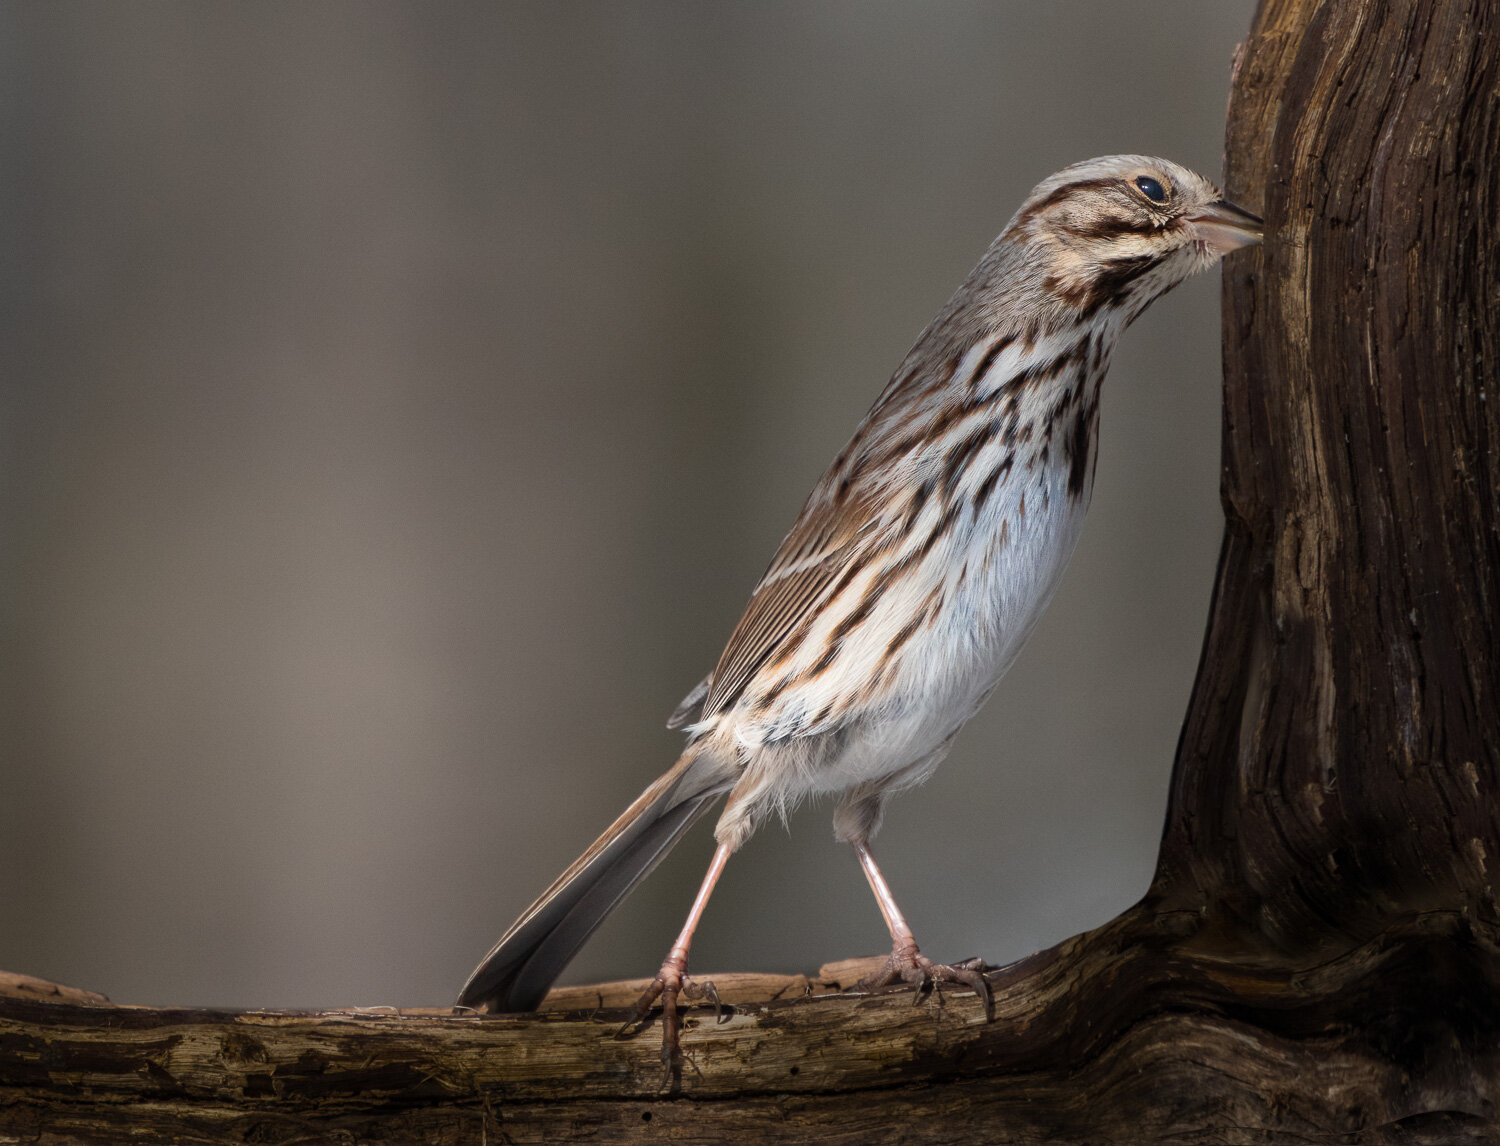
xmin=1 ymin=2 xmax=1256 ymax=1009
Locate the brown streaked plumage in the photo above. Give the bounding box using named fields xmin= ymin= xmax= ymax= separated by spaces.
xmin=457 ymin=156 xmax=1262 ymax=1068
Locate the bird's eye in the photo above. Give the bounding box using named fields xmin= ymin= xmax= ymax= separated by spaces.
xmin=1134 ymin=176 xmax=1169 ymax=204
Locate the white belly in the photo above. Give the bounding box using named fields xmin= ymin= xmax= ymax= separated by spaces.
xmin=808 ymin=456 xmax=1092 ymax=795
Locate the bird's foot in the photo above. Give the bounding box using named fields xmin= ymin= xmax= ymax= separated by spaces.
xmin=616 ymin=955 xmax=725 ymax=1079
xmin=855 ymin=938 xmax=993 ymax=1020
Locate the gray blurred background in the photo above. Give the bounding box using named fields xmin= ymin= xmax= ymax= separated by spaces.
xmin=1 ymin=2 xmax=1255 ymax=1009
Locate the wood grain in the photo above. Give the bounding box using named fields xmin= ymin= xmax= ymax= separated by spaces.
xmin=4 ymin=913 xmax=1499 ymax=1143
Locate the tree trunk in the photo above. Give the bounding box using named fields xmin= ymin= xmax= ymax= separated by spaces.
xmin=4 ymin=0 xmax=1498 ymax=1141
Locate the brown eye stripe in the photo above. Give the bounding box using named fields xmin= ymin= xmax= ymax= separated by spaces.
xmin=1064 ymin=215 xmax=1161 ymax=242
xmin=1012 ymin=177 xmax=1118 ymax=227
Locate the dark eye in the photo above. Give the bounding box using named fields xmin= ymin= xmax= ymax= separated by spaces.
xmin=1134 ymin=176 xmax=1168 ymax=204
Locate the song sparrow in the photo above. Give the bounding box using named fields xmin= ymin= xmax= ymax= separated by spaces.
xmin=457 ymin=155 xmax=1262 ymax=1065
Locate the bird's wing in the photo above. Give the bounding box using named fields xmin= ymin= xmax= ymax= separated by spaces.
xmin=687 ymin=332 xmax=963 ymax=727
xmin=698 ymin=485 xmax=884 ymax=721
xmin=666 ymin=674 xmax=711 ymax=729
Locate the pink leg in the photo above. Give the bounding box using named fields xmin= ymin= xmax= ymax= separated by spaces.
xmin=627 ymin=842 xmax=732 ymax=1066
xmin=664 ymin=841 xmax=731 ymax=970
xmin=855 ymin=840 xmax=919 ymax=951
xmin=852 ymin=841 xmax=992 ymax=1017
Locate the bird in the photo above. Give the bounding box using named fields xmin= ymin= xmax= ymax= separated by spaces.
xmin=457 ymin=155 xmax=1262 ymax=1065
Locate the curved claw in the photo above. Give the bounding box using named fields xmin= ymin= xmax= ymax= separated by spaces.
xmin=613 ymin=974 xmax=666 ymax=1040
xmin=617 ymin=963 xmax=724 ymax=1071
xmin=683 ymin=977 xmax=728 ymax=1023
xmin=855 ymin=944 xmax=993 ymax=1021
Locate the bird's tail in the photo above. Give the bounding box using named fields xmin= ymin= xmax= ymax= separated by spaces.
xmin=456 ymin=749 xmax=726 ymax=1013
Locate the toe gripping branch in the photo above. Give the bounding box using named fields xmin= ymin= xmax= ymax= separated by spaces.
xmin=855 ymin=939 xmax=994 ymax=1019
xmin=618 ymin=955 xmax=728 ymax=1078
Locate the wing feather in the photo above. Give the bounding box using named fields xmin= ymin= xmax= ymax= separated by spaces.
xmin=687 ymin=328 xmax=981 ymax=725
xmin=700 ymin=488 xmax=883 ymax=719
xmin=666 ymin=674 xmax=712 ymax=729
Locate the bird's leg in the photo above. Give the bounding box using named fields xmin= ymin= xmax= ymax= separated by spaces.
xmin=621 ymin=841 xmax=733 ymax=1068
xmin=851 ymin=841 xmax=992 ymax=1018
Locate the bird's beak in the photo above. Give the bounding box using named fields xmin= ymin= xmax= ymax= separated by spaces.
xmin=1185 ymin=199 xmax=1264 ymax=253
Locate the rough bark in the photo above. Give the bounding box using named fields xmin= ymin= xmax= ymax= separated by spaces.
xmin=4 ymin=0 xmax=1498 ymax=1141
xmin=1154 ymin=0 xmax=1500 ymax=956
xmin=5 ymin=926 xmax=1498 ymax=1146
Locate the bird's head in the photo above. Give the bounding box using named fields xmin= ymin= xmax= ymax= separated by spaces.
xmin=1006 ymin=155 xmax=1262 ymax=324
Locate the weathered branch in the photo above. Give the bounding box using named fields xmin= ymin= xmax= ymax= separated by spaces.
xmin=6 ymin=911 xmax=1500 ymax=1143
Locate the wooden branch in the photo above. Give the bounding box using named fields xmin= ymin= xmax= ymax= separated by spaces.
xmin=7 ymin=909 xmax=1500 ymax=1143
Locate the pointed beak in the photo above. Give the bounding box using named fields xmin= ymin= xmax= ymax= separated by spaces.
xmin=1185 ymin=198 xmax=1264 ymax=253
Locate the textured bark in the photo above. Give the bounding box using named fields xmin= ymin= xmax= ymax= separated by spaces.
xmin=5 ymin=926 xmax=1499 ymax=1146
xmin=4 ymin=0 xmax=1499 ymax=1141
xmin=1154 ymin=0 xmax=1500 ymax=956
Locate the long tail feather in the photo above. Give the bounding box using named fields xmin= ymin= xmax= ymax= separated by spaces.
xmin=456 ymin=751 xmax=723 ymax=1013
